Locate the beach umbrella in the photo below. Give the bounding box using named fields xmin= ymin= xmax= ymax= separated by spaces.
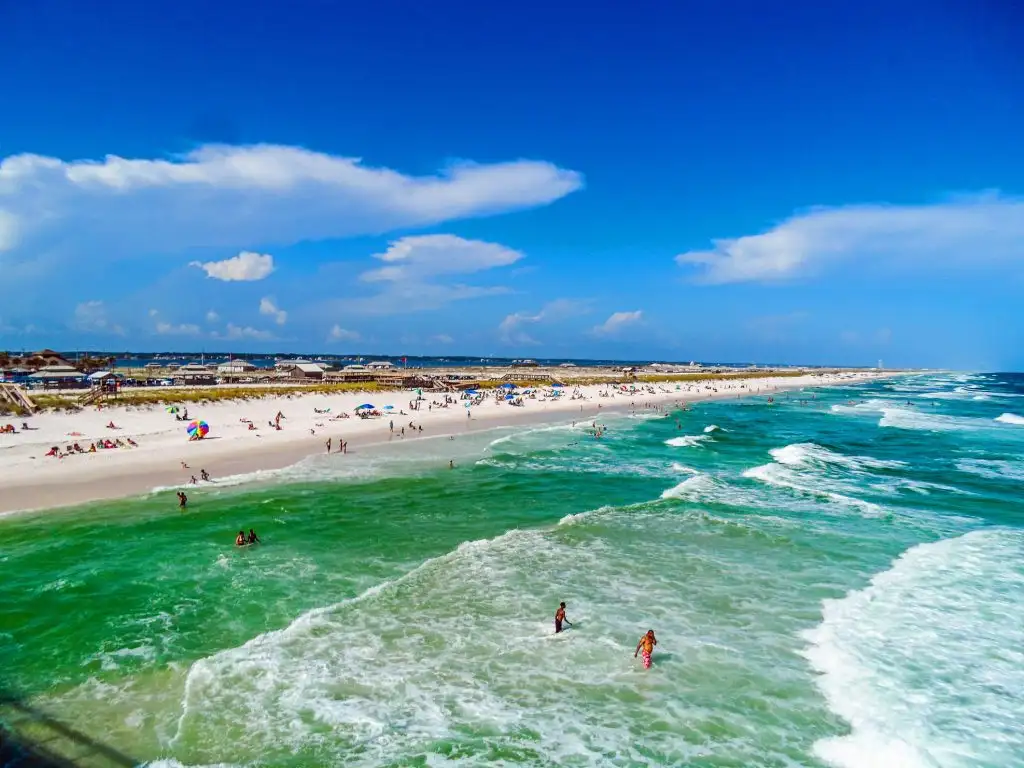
xmin=551 ymin=383 xmax=563 ymax=388
xmin=355 ymin=403 xmax=375 ymax=410
xmin=383 ymin=405 xmax=394 ymax=410
xmin=466 ymin=389 xmax=478 ymax=395
xmin=505 ymin=393 xmax=515 ymax=400
xmin=187 ymin=420 xmax=209 ymax=439
xmin=500 ymin=383 xmax=516 ymax=389
xmin=166 ymin=406 xmax=179 ymax=413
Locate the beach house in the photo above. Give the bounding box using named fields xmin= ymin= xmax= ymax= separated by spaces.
xmin=217 ymin=360 xmax=258 ymax=374
xmin=288 ymin=363 xmax=326 ymax=381
xmin=175 ymin=363 xmax=216 ymax=385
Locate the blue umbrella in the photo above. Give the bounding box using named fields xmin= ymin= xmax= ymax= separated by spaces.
xmin=500 ymin=383 xmax=516 ymax=389
xmin=466 ymin=389 xmax=478 ymax=395
xmin=383 ymin=405 xmax=394 ymax=410
xmin=355 ymin=403 xmax=374 ymax=410
xmin=551 ymin=383 xmax=563 ymax=388
xmin=505 ymin=393 xmax=515 ymax=400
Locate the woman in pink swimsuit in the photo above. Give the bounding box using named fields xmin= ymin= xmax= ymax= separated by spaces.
xmin=634 ymin=629 xmax=657 ymax=669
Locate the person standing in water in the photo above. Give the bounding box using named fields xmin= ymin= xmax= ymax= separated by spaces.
xmin=325 ymin=437 xmax=332 ymax=454
xmin=177 ymin=491 xmax=187 ymax=510
xmin=235 ymin=530 xmax=247 ymax=547
xmin=634 ymin=629 xmax=657 ymax=669
xmin=554 ymin=602 xmax=572 ymax=633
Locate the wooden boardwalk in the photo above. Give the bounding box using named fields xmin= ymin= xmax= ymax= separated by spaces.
xmin=0 ymin=384 xmax=36 ymax=415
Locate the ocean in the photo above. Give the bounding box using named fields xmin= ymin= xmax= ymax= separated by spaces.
xmin=1 ymin=372 xmax=1022 ymax=767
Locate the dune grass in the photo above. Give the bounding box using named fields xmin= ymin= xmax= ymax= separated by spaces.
xmin=18 ymin=369 xmax=853 ymax=412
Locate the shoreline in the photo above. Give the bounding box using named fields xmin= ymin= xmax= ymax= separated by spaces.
xmin=0 ymin=372 xmax=896 ymax=517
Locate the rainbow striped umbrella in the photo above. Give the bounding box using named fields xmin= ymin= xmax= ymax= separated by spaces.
xmin=187 ymin=420 xmax=209 ymax=439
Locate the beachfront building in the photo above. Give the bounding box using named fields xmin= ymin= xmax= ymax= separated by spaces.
xmin=87 ymin=370 xmax=122 ymax=396
xmin=27 ymin=364 xmax=87 ymax=389
xmin=1 ymin=349 xmax=77 ymax=372
xmin=176 ymin=363 xmax=216 ymax=385
xmin=217 ymin=360 xmax=258 ymax=374
xmin=367 ymin=361 xmax=395 ymax=370
xmin=288 ymin=363 xmax=326 ymax=381
xmin=275 ymin=359 xmax=313 ymax=371
xmin=324 ymin=368 xmax=375 ymax=383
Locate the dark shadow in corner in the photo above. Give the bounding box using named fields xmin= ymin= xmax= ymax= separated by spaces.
xmin=0 ymin=689 xmax=137 ymax=767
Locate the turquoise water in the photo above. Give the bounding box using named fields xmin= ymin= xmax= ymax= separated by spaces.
xmin=1 ymin=373 xmax=1022 ymax=767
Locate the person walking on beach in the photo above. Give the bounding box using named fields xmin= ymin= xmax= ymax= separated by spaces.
xmin=555 ymin=602 xmax=572 ymax=633
xmin=634 ymin=630 xmax=657 ymax=669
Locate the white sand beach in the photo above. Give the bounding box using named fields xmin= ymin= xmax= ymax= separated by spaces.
xmin=0 ymin=371 xmax=885 ymax=515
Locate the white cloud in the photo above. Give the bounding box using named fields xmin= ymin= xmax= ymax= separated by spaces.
xmin=592 ymin=310 xmax=643 ymax=336
xmin=362 ymin=234 xmax=523 ymax=283
xmin=192 ymin=251 xmax=275 ymax=281
xmin=259 ymin=297 xmax=288 ymax=325
xmin=676 ymin=195 xmax=1024 ymax=284
xmin=498 ymin=298 xmax=591 ymax=344
xmin=71 ymin=300 xmax=124 ymax=335
xmin=205 ymin=310 xmax=220 ymax=323
xmin=328 ymin=325 xmax=360 ymax=342
xmin=148 ymin=308 xmax=159 ymax=317
xmin=155 ymin=321 xmax=201 ymax=336
xmin=337 ymin=235 xmax=524 ymax=315
xmin=0 ymin=144 xmax=581 ymax=273
xmin=432 ymin=334 xmax=454 ymax=344
xmin=0 ymin=211 xmax=18 ymax=251
xmin=220 ymin=323 xmax=276 ymax=341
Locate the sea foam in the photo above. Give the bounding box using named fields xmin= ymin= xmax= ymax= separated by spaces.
xmin=802 ymin=529 xmax=1024 ymax=768
xmin=995 ymin=412 xmax=1024 ymax=426
xmin=664 ymin=435 xmax=708 ymax=448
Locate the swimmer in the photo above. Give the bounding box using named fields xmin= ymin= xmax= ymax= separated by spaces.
xmin=247 ymin=528 xmax=260 ymax=544
xmin=235 ymin=530 xmax=247 ymax=547
xmin=555 ymin=602 xmax=572 ymax=633
xmin=634 ymin=629 xmax=657 ymax=669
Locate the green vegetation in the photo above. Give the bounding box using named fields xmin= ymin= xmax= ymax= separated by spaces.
xmin=14 ymin=369 xmax=853 ymax=413
xmin=78 ymin=382 xmax=385 ymax=409
xmin=27 ymin=395 xmax=82 ymax=412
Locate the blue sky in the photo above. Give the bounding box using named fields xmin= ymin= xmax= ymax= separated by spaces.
xmin=1 ymin=1 xmax=1022 ymax=368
